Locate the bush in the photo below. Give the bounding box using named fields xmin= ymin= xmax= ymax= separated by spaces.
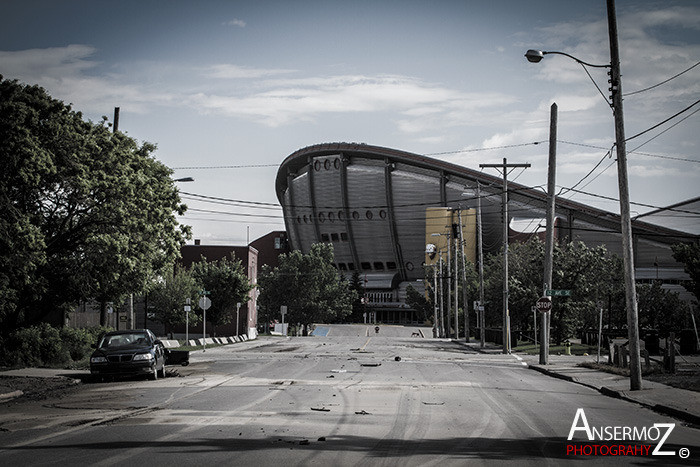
xmin=0 ymin=324 xmax=113 ymax=368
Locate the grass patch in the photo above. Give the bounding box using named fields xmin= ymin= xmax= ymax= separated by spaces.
xmin=514 ymin=342 xmax=601 ymax=356
xmin=578 ymin=361 xmax=663 ymax=377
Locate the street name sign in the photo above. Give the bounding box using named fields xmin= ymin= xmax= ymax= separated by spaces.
xmin=546 ymin=289 xmax=572 ymax=297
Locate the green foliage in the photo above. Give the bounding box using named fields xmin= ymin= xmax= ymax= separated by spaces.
xmin=258 ymin=243 xmax=356 ymax=328
xmin=148 ymin=265 xmax=201 ymax=332
xmin=0 ymin=323 xmax=112 ymax=368
xmin=190 ymin=255 xmax=252 ymax=331
xmin=405 ymin=285 xmax=432 ymax=323
xmin=483 ymin=239 xmax=625 ymax=344
xmin=636 ymin=282 xmax=689 ymax=335
xmin=671 ymin=242 xmax=700 ymax=302
xmin=0 ymin=77 xmax=190 ymax=329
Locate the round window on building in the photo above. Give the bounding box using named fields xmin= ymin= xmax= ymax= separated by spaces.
xmin=303 ymin=215 xmax=308 ymax=224
xmin=314 ymin=160 xmax=321 ymax=171
xmin=366 ymin=210 xmax=373 ymax=220
xmin=338 ymin=210 xmax=345 ymax=221
xmin=334 ymin=158 xmax=340 ymax=169
xmin=352 ymin=211 xmax=360 ymax=220
xmin=318 ymin=212 xmax=325 ymax=223
xmin=379 ymin=210 xmax=387 ymax=219
xmin=297 ymin=216 xmax=301 ymax=224
xmin=405 ymin=262 xmax=414 ymax=271
xmin=324 ymin=159 xmax=331 ymax=170
xmin=329 ymin=212 xmax=336 ymax=222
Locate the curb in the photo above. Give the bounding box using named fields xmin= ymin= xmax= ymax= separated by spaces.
xmin=527 ymin=364 xmax=700 ymax=427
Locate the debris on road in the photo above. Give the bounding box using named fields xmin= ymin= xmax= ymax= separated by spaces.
xmin=394 ymin=356 xmax=401 ymax=362
xmin=360 ymin=362 xmax=381 ymax=367
xmin=355 ymin=410 xmax=372 ymax=415
xmin=311 ymin=406 xmax=330 ymax=412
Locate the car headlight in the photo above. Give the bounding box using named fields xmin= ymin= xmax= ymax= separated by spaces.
xmin=133 ymin=353 xmax=154 ymax=361
xmin=91 ymin=356 xmax=107 ymax=363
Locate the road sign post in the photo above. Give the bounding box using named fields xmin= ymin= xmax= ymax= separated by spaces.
xmin=199 ymin=294 xmax=211 ymax=351
xmin=280 ymin=305 xmax=287 ymax=336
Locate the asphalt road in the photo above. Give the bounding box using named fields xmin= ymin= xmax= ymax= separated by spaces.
xmin=0 ymin=324 xmax=698 ymax=466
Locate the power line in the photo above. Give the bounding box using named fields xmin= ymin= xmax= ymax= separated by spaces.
xmin=624 ymin=61 xmax=700 ymax=97
xmin=626 ymin=98 xmax=700 ymax=142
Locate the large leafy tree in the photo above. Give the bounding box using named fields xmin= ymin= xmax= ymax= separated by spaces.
xmin=190 ymin=255 xmax=252 ymax=334
xmin=148 ymin=265 xmax=201 ymax=336
xmin=636 ymin=281 xmax=689 ymax=335
xmin=671 ymin=242 xmax=700 ymax=303
xmin=258 ymin=243 xmax=355 ymax=333
xmin=483 ymin=239 xmax=624 ymax=344
xmin=0 ymin=77 xmax=190 ymax=329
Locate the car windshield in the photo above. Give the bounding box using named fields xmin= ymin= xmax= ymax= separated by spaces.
xmin=99 ymin=333 xmax=150 ymax=349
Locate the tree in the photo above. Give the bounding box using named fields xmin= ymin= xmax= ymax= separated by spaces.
xmin=482 ymin=239 xmax=625 ymax=344
xmin=190 ymin=255 xmax=252 ymax=335
xmin=0 ymin=77 xmax=190 ymax=329
xmin=672 ymin=242 xmax=700 ymax=303
xmin=405 ymin=284 xmax=432 ymax=324
xmin=258 ymin=243 xmax=355 ymax=333
xmin=636 ymin=281 xmax=689 ymax=335
xmin=148 ymin=265 xmax=200 ymax=336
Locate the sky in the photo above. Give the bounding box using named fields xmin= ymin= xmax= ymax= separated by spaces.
xmin=1 ymin=0 xmax=698 ymax=244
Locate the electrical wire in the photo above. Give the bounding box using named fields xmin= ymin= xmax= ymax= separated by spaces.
xmin=624 ymin=61 xmax=700 ymax=97
xmin=626 ymin=98 xmax=700 ymax=142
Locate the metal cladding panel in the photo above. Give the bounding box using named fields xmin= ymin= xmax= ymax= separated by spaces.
xmin=289 ymin=172 xmax=315 ymax=253
xmin=391 ymin=169 xmax=442 ymax=279
xmin=346 ymin=164 xmax=395 ymax=266
xmin=311 ymin=155 xmax=354 ymax=263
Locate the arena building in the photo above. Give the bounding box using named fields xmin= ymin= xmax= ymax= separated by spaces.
xmin=275 ymin=142 xmax=696 ymax=323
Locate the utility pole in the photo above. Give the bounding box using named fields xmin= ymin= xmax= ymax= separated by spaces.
xmin=480 ymin=158 xmax=530 ymax=354
xmin=541 ymin=103 xmax=557 ymax=365
xmin=439 ymin=253 xmax=445 ymax=338
xmin=454 ymin=225 xmax=459 ymax=340
xmin=458 ymin=209 xmax=470 ymax=343
xmin=433 ymin=263 xmax=439 ymax=338
xmin=607 ymin=0 xmax=642 ymax=390
xmin=477 ymin=182 xmax=485 ymax=348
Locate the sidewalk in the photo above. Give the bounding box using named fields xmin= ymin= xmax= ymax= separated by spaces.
xmin=460 ymin=340 xmax=700 ymax=426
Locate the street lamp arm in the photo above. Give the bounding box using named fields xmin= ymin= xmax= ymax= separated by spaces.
xmin=525 ymin=49 xmax=610 ymax=68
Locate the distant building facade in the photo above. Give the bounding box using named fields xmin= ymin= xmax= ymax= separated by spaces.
xmin=276 ymin=143 xmax=698 ymax=322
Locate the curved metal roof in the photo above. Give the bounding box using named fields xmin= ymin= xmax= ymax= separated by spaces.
xmin=276 ymin=142 xmax=695 ymax=242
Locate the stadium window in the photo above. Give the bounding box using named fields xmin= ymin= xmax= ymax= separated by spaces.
xmin=321 ymin=233 xmax=329 ymax=242
xmin=387 ymin=261 xmax=397 ymax=270
xmin=347 ymin=262 xmax=355 ymax=270
xmin=331 ymin=233 xmax=339 ymax=242
xmin=373 ymin=262 xmax=384 ymax=270
xmin=340 ymin=232 xmax=348 ymax=241
xmin=379 ymin=210 xmax=387 ymax=219
xmin=338 ymin=210 xmax=345 ymax=220
xmin=329 ymin=212 xmax=335 ymax=222
xmin=324 ymin=159 xmax=331 ymax=170
xmin=318 ymin=212 xmax=326 ymax=223
xmin=338 ymin=263 xmax=348 ymax=271
xmin=352 ymin=211 xmax=360 ymax=220
xmin=361 ymin=262 xmax=371 ymax=270
xmin=334 ymin=158 xmax=340 ymax=169
xmin=366 ymin=210 xmax=373 ymax=220
xmin=314 ymin=160 xmax=321 ymax=171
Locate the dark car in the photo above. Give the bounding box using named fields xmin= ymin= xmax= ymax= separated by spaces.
xmin=90 ymin=329 xmax=166 ymax=381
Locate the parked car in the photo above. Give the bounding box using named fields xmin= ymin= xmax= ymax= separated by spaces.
xmin=90 ymin=329 xmax=165 ymax=381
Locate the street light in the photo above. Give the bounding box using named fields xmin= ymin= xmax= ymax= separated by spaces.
xmin=524 ymin=0 xmax=643 ymax=390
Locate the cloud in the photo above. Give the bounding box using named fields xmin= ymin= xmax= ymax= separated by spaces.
xmin=223 ymin=18 xmax=246 ymax=28
xmin=206 ymin=64 xmax=296 ymax=79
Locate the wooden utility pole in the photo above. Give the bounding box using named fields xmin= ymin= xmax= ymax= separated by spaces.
xmin=458 ymin=209 xmax=470 ymax=343
xmin=480 ymin=159 xmax=530 ymax=354
xmin=607 ymin=0 xmax=642 ymax=390
xmin=541 ymin=103 xmax=557 ymax=365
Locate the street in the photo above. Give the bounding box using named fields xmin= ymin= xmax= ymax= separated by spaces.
xmin=0 ymin=324 xmax=698 ymax=466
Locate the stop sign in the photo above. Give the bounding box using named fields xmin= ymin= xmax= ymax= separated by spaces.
xmin=536 ymin=297 xmax=552 ymax=312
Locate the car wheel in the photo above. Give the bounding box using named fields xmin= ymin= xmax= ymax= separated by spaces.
xmin=158 ymin=364 xmax=166 ymax=379
xmin=149 ymin=367 xmax=158 ymax=381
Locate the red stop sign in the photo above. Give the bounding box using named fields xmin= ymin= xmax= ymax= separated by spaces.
xmin=536 ymin=297 xmax=552 ymax=312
